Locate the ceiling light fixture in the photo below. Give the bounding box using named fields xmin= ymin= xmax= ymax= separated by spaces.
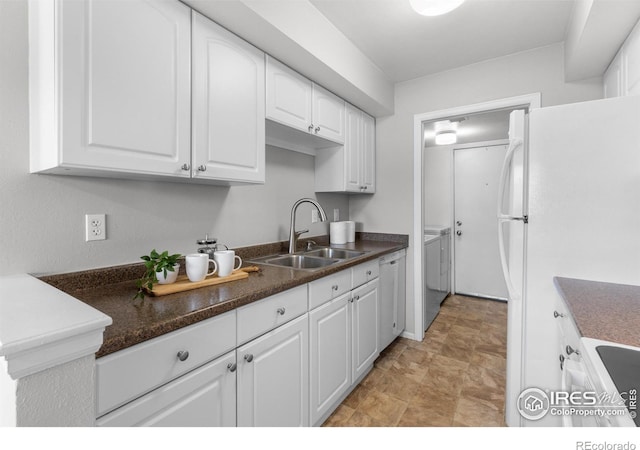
xmin=409 ymin=0 xmax=465 ymax=16
xmin=434 ymin=120 xmax=458 ymax=145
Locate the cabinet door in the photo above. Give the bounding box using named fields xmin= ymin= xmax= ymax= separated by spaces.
xmin=312 ymin=84 xmax=345 ymax=144
xmin=344 ymin=104 xmax=362 ymax=192
xmin=237 ymin=314 xmax=309 ymax=427
xmin=58 ymin=0 xmax=191 ymax=176
xmin=378 ymin=260 xmax=396 ymax=351
xmin=192 ymin=12 xmax=265 ymax=183
xmin=604 ymin=53 xmax=623 ymax=99
xmin=351 ymin=279 xmax=379 ymax=381
xmin=309 ymin=293 xmax=351 ymax=425
xmin=625 ymin=24 xmax=640 ymax=96
xmin=96 ymin=351 xmax=237 ymax=427
xmin=266 ymin=56 xmax=313 ymax=133
xmin=361 ymin=112 xmax=376 ymax=193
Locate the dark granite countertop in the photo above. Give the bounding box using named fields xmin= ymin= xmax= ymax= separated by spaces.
xmin=554 ymin=277 xmax=640 ymax=348
xmin=40 ymin=233 xmax=407 ymax=358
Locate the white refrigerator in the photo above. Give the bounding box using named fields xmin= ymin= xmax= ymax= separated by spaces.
xmin=498 ymin=95 xmax=640 ymax=427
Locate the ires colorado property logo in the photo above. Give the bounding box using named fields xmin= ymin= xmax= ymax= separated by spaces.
xmin=517 ymin=387 xmax=633 ymax=421
xmin=517 ymin=388 xmax=550 ymax=420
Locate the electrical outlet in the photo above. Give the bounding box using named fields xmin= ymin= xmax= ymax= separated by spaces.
xmin=311 ymin=210 xmax=319 ymax=223
xmin=86 ymin=214 xmax=106 ymax=241
xmin=333 ymin=209 xmax=340 ymax=221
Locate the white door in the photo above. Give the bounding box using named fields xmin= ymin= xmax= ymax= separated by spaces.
xmin=454 ymin=145 xmax=509 ymax=300
xmin=96 ymin=351 xmax=237 ymax=427
xmin=265 ymin=56 xmax=313 ymax=133
xmin=312 ymin=84 xmax=345 ymax=144
xmin=192 ymin=12 xmax=265 ymax=183
xmin=237 ymin=314 xmax=309 ymax=427
xmin=59 ymin=0 xmax=191 ymax=176
xmin=309 ymin=293 xmax=351 ymax=426
xmin=351 ymin=280 xmax=379 ymax=381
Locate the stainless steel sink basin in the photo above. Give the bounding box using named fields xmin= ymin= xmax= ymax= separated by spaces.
xmin=304 ymin=248 xmax=366 ymax=260
xmin=250 ymin=254 xmax=340 ymax=270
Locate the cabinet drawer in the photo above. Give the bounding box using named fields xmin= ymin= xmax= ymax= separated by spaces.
xmin=237 ymin=285 xmax=307 ymax=346
xmin=352 ymin=259 xmax=380 ymax=289
xmin=308 ymin=269 xmax=351 ymax=310
xmin=96 ymin=310 xmax=236 ymax=417
xmin=96 ymin=351 xmax=236 ymax=427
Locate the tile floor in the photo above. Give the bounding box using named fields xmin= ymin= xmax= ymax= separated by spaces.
xmin=322 ymin=294 xmax=508 ymax=427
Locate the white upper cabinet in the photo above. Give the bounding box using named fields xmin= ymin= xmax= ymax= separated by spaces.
xmin=266 ymin=56 xmax=345 ymax=150
xmin=29 ymin=0 xmax=265 ymax=185
xmin=604 ymin=18 xmax=640 ymax=98
xmin=312 ymin=84 xmax=346 ymax=143
xmin=266 ymin=57 xmax=314 ymax=134
xmin=315 ymin=103 xmax=376 ymax=194
xmin=191 ymin=11 xmax=265 ymax=184
xmin=29 ymin=0 xmax=192 ymax=178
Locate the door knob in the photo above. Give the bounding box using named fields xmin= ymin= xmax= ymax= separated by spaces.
xmin=456 ymin=230 xmax=462 ymax=236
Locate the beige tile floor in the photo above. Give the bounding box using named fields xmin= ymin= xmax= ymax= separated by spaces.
xmin=322 ymin=294 xmax=508 ymax=427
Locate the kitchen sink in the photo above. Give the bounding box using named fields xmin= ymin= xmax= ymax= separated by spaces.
xmin=304 ymin=248 xmax=366 ymax=260
xmin=250 ymin=254 xmax=341 ymax=270
xmin=249 ymin=247 xmax=368 ymax=271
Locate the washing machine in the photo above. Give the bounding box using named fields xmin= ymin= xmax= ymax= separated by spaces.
xmin=424 ymin=233 xmax=441 ymax=331
xmin=424 ymin=226 xmax=451 ymax=304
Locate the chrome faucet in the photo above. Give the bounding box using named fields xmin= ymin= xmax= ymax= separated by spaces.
xmin=288 ymin=198 xmax=327 ymax=253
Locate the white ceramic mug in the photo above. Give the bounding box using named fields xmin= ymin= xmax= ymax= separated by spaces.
xmin=214 ymin=250 xmax=242 ymax=277
xmin=186 ymin=253 xmax=218 ymax=282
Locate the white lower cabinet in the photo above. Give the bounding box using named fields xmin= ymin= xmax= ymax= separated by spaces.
xmin=309 ymin=292 xmax=351 ymax=425
xmin=351 ymin=279 xmax=379 ymax=381
xmin=237 ymin=313 xmax=309 ymax=427
xmin=96 ymin=258 xmax=393 ymax=427
xmin=96 ymin=351 xmax=236 ymax=427
xmin=309 ymin=270 xmax=380 ymax=426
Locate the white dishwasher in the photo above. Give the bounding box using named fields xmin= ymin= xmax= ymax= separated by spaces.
xmin=424 ymin=234 xmax=441 ymax=331
xmin=379 ymin=249 xmax=406 ymax=350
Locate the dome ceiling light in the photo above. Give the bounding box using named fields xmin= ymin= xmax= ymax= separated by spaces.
xmin=409 ymin=0 xmax=465 ymax=16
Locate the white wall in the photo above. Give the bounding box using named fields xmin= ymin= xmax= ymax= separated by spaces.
xmin=0 ymin=0 xmax=349 ymax=276
xmin=350 ymin=43 xmax=603 ymax=338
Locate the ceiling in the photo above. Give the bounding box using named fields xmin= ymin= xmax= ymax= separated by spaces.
xmin=310 ymin=0 xmax=575 ymax=83
xmin=423 ymin=108 xmax=512 ymax=148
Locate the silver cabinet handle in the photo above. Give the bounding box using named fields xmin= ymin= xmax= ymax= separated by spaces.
xmin=308 ymin=124 xmax=314 ymax=132
xmin=227 ymin=362 xmax=237 ymax=372
xmin=277 ymin=307 xmax=286 ymax=316
xmin=363 ymin=186 xmax=368 ymax=190
xmin=315 ymin=126 xmax=320 ymax=133
xmin=197 ymin=165 xmax=207 ymax=172
xmin=566 ymin=345 xmax=580 ymax=356
xmin=366 ymin=270 xmax=372 ymax=276
xmin=332 ymin=285 xmax=338 ymax=291
xmin=456 ymin=230 xmax=462 ymax=236
xmin=244 ymin=354 xmax=254 ymax=363
xmin=559 ymin=354 xmax=565 ymax=370
xmin=553 ymin=310 xmax=565 ymax=318
xmin=181 ymin=163 xmax=190 ymax=171
xmin=354 ymin=295 xmax=360 ymax=301
xmin=177 ymin=351 xmax=189 ymax=362
xmin=457 ymin=221 xmax=462 ymax=226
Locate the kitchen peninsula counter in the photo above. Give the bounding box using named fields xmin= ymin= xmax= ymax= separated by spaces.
xmin=40 ymin=233 xmax=408 ymax=358
xmin=554 ymin=277 xmax=640 ymax=348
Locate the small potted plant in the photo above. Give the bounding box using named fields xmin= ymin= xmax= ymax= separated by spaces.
xmin=133 ymin=249 xmax=182 ymax=300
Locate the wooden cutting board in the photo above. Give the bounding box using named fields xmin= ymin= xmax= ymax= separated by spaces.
xmin=146 ymin=266 xmax=259 ymax=297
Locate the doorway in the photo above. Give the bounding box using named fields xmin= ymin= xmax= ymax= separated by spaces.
xmin=411 ymin=93 xmax=540 ymax=340
xmin=453 ymin=144 xmax=509 ymax=300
